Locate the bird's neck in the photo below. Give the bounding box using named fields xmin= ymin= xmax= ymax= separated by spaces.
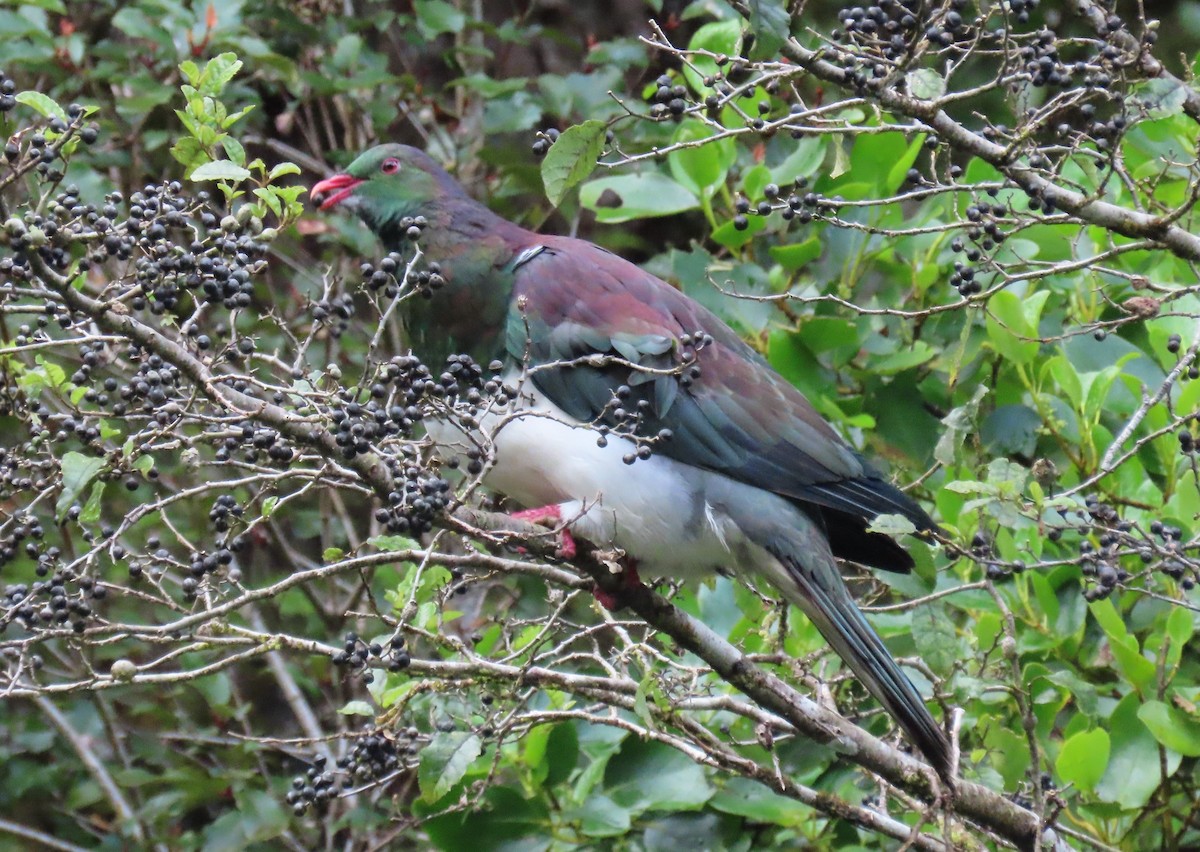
xmin=399 ymin=198 xmax=529 ymax=368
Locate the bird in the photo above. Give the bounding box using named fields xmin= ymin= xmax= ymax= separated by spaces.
xmin=312 ymin=143 xmax=953 ymax=780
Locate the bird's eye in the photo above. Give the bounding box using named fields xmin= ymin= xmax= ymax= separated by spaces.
xmin=381 ymin=158 xmax=401 ymax=175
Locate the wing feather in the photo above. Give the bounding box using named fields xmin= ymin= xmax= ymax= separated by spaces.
xmin=507 ymin=238 xmax=937 ymax=569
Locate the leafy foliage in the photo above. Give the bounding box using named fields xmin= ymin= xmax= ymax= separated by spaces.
xmin=1 ymin=0 xmax=1200 ymax=849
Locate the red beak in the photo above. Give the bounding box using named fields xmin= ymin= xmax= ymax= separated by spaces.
xmin=311 ymin=173 xmax=363 ymax=210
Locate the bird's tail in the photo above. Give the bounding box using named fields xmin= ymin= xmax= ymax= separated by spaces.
xmin=767 ymin=543 xmax=954 ymax=782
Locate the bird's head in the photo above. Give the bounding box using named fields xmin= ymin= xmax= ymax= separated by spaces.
xmin=311 ymin=143 xmax=457 ymax=232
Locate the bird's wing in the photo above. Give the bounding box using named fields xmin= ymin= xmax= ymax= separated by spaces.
xmin=505 ymin=239 xmax=936 ymax=557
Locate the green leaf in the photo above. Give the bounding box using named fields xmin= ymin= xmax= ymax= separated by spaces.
xmin=415 ymin=0 xmax=467 ymax=37
xmin=709 ymin=777 xmax=803 ymax=825
xmin=1097 ymin=693 xmax=1176 ymax=808
xmin=199 ymin=53 xmax=243 ymax=96
xmin=604 ymin=739 xmax=712 ymax=814
xmin=711 ymin=212 xmax=766 ymax=248
xmin=190 ymin=160 xmax=252 ymax=182
xmin=1163 ymin=605 xmax=1194 ymax=670
xmin=1056 ymin=728 xmax=1109 ymax=793
xmin=681 ymin=20 xmax=742 ymax=94
xmin=420 ymin=785 xmax=548 ymax=849
xmin=170 ymin=136 xmax=207 ymax=170
xmin=906 ymin=68 xmax=946 ymax=100
xmin=579 ymin=173 xmax=698 ymax=223
xmin=935 ymin=384 xmax=987 ymax=466
xmin=570 ymin=793 xmax=632 ymax=837
xmin=1138 ymin=700 xmax=1200 ymax=756
xmin=1110 ymin=633 xmax=1158 ymax=694
xmin=221 ymin=136 xmax=246 ymax=167
xmin=866 ymin=513 xmax=917 ymax=536
xmin=80 ymin=481 xmax=106 ymax=525
xmin=913 ymin=603 xmax=960 ymax=675
xmin=15 ymin=91 xmax=67 ymax=121
xmin=419 ymin=732 xmax=482 ymax=802
xmin=542 ymin=119 xmax=607 ymax=207
xmin=57 ymin=452 xmax=106 ymax=520
xmin=872 ymin=340 xmax=936 ymax=374
xmin=268 ymin=161 xmax=302 ymax=181
xmin=179 ymin=60 xmax=200 ymax=86
xmin=668 ymin=120 xmax=734 ymax=197
xmin=769 ymin=237 xmax=822 ymax=271
xmin=744 ymin=0 xmax=791 ymax=57
xmin=771 ymin=135 xmax=826 ymax=184
xmin=742 ymin=164 xmax=772 ymax=200
xmin=986 ymin=289 xmax=1038 ymax=364
xmin=1044 ymin=354 xmax=1083 ymax=410
xmin=1135 ymin=77 xmax=1189 ymax=119
xmin=339 ymin=700 xmax=374 ymax=716
xmin=370 ymin=534 xmax=418 ymax=552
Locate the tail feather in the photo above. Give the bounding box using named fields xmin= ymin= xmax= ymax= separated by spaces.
xmin=768 ymin=544 xmax=953 ymax=781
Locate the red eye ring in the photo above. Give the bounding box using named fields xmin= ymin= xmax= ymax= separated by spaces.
xmin=381 ymin=157 xmax=401 ymax=175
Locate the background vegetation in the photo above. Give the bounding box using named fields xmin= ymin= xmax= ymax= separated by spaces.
xmin=2 ymin=0 xmax=1200 ymax=848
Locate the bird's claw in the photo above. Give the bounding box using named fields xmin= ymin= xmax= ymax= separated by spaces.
xmin=593 ymin=560 xmax=642 ymax=611
xmin=511 ymin=505 xmax=575 ymax=559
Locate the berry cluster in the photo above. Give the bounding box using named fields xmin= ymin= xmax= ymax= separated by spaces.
xmin=286 ymin=755 xmax=343 ymax=816
xmin=733 ymin=182 xmax=831 ymax=230
xmin=2 ymin=566 xmax=103 ymax=634
xmin=311 ymin=293 xmax=354 ymax=337
xmin=286 ymin=729 xmax=411 ymax=817
xmin=331 ymin=632 xmax=411 ymax=680
xmin=948 ymin=192 xmax=1007 ymax=295
xmin=835 ymin=0 xmax=972 ymax=61
xmin=374 ymin=465 xmax=451 ymax=535
xmin=531 ymin=127 xmax=560 ymax=157
xmin=648 ymin=73 xmax=690 ymax=119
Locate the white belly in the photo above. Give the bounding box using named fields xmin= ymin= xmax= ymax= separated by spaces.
xmin=426 ymin=381 xmax=761 ymax=579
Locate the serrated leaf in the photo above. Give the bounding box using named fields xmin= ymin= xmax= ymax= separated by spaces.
xmin=268 ymin=161 xmax=302 ymax=181
xmin=221 ymin=136 xmax=246 ymax=167
xmin=419 ymin=732 xmax=482 ymax=802
xmin=542 ymin=119 xmax=606 ymax=207
xmin=370 ymin=534 xmax=418 ymax=552
xmin=191 ymin=160 xmax=252 ymax=182
xmin=201 ymin=53 xmax=243 ymax=95
xmin=15 ymin=91 xmax=67 ymax=121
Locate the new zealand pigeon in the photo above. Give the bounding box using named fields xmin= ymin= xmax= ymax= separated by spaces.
xmin=312 ymin=144 xmax=953 ymax=780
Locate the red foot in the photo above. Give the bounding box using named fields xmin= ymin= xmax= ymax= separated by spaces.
xmin=593 ymin=559 xmax=643 ymax=611
xmin=511 ymin=505 xmax=576 ymax=559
